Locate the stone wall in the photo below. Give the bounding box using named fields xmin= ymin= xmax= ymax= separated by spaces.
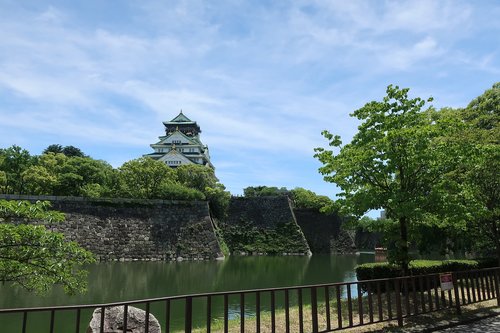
xmin=355 ymin=229 xmax=383 ymax=250
xmin=221 ymin=196 xmax=311 ymax=255
xmin=294 ymin=209 xmax=356 ymax=254
xmin=1 ymin=194 xmax=224 ymax=261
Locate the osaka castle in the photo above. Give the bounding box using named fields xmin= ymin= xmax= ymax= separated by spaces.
xmin=145 ymin=111 xmax=214 ymax=169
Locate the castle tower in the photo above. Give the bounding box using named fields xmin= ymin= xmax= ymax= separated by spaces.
xmin=145 ymin=111 xmax=214 ymax=169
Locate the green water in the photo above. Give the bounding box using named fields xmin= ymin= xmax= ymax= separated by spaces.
xmin=0 ymin=254 xmax=375 ymax=332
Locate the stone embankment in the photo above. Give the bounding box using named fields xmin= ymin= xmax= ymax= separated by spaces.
xmin=294 ymin=208 xmax=356 ymax=253
xmin=1 ymin=194 xmax=224 ymax=261
xmin=221 ymin=196 xmax=311 ymax=256
xmin=1 ymin=194 xmax=364 ymax=261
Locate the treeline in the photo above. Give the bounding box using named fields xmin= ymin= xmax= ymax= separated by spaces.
xmin=243 ymin=186 xmax=336 ymax=213
xmin=0 ymin=148 xmax=230 ymax=218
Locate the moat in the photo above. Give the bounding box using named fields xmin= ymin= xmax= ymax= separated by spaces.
xmin=0 ymin=254 xmax=375 ymax=331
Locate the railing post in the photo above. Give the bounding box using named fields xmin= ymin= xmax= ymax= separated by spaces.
xmin=494 ymin=268 xmax=500 ymax=307
xmin=145 ymin=302 xmax=150 ymax=333
xmin=185 ymin=297 xmax=193 ymax=333
xmin=22 ymin=311 xmax=27 ymax=333
xmin=394 ymin=279 xmax=403 ymax=327
xmin=99 ymin=307 xmax=105 ymax=333
xmin=452 ymin=272 xmax=461 ymax=315
xmin=122 ymin=305 xmax=128 ymax=333
xmin=311 ymin=287 xmax=318 ymax=333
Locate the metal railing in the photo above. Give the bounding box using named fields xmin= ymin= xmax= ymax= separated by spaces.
xmin=1 ymin=267 xmax=499 ymax=332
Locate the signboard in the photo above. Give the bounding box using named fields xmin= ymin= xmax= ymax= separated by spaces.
xmin=440 ymin=273 xmax=453 ymax=291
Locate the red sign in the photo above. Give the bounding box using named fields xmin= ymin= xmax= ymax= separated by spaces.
xmin=440 ymin=273 xmax=453 ymax=290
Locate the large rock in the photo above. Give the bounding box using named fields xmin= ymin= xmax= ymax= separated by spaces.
xmin=87 ymin=305 xmax=161 ymax=333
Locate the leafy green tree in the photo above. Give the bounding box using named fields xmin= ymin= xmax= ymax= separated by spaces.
xmin=204 ymin=184 xmax=231 ymax=219
xmin=159 ymin=182 xmax=206 ymax=201
xmin=289 ymin=187 xmax=336 ymax=213
xmin=175 ymin=165 xmax=231 ymax=218
xmin=23 ymin=153 xmax=115 ymax=197
xmin=176 ymin=164 xmax=218 ymax=191
xmin=117 ymin=157 xmax=176 ymax=199
xmin=27 ymin=153 xmax=83 ymax=196
xmin=243 ymin=186 xmax=288 ymax=197
xmin=457 ymin=83 xmax=500 ymax=262
xmin=0 ymin=145 xmax=35 ymax=194
xmin=22 ymin=165 xmax=57 ymax=195
xmin=43 ymin=144 xmax=64 ymax=155
xmin=62 ymin=145 xmax=86 ymax=158
xmin=67 ymin=157 xmax=115 ymax=196
xmin=43 ymin=144 xmax=86 ymax=158
xmin=314 ymin=85 xmax=464 ymax=274
xmin=0 ymin=200 xmax=95 ymax=294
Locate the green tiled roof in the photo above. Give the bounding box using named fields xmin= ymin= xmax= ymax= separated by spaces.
xmin=169 ymin=110 xmax=192 ymax=123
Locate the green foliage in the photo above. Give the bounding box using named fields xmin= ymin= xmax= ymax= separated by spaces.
xmin=356 ymin=259 xmax=481 ymax=281
xmin=0 ymin=224 xmax=95 ymax=294
xmin=117 ymin=157 xmax=176 ymax=199
xmin=0 ymin=146 xmax=232 ymax=217
xmin=222 ymin=219 xmax=309 ymax=255
xmin=243 ymin=186 xmax=289 ymax=197
xmin=0 ymin=145 xmax=35 ymax=194
xmin=0 ymin=200 xmax=95 ymax=294
xmin=355 ymin=262 xmax=402 ymax=280
xmin=80 ymin=183 xmax=104 ymax=198
xmin=43 ymin=144 xmax=64 ymax=155
xmin=204 ymin=185 xmax=231 ymax=219
xmin=454 ymin=83 xmax=500 ymax=262
xmin=242 ymin=186 xmax=336 ymax=214
xmin=314 ymin=85 xmax=467 ymax=272
xmin=176 ymin=164 xmax=217 ymax=191
xmin=213 ymin=225 xmax=230 ymax=257
xmin=175 ymin=165 xmax=231 ymax=219
xmin=464 ymin=82 xmax=499 ymax=133
xmin=0 ymin=200 xmax=65 ymax=222
xmin=159 ymin=183 xmax=205 ymax=201
xmin=289 ymin=187 xmax=336 ymax=213
xmin=43 ymin=144 xmax=86 ymax=157
xmin=21 ymin=153 xmax=115 ymax=197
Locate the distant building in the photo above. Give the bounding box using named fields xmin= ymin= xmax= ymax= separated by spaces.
xmin=144 ymin=111 xmax=214 ymax=169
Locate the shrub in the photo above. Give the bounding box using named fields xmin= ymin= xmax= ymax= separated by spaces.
xmin=355 ymin=262 xmax=402 ymax=281
xmin=356 ymin=259 xmax=483 ymax=281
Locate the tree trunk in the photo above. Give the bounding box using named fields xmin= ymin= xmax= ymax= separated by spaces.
xmin=399 ymin=217 xmax=409 ymax=276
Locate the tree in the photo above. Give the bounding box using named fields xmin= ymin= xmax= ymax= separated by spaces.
xmin=0 ymin=145 xmax=35 ymax=194
xmin=314 ymin=85 xmax=464 ymax=274
xmin=0 ymin=200 xmax=95 ymax=294
xmin=22 ymin=165 xmax=57 ymax=195
xmin=62 ymin=145 xmax=86 ymax=158
xmin=289 ymin=187 xmax=336 ymax=213
xmin=176 ymin=164 xmax=217 ymax=191
xmin=243 ymin=186 xmax=289 ymax=197
xmin=117 ymin=157 xmax=177 ymax=199
xmin=43 ymin=144 xmax=86 ymax=158
xmin=43 ymin=144 xmax=64 ymax=155
xmin=458 ymin=83 xmax=500 ymax=263
xmin=23 ymin=153 xmax=115 ymax=197
xmin=175 ymin=165 xmax=231 ymax=219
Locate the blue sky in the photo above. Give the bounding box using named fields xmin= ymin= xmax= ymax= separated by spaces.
xmin=0 ymin=0 xmax=499 ymax=202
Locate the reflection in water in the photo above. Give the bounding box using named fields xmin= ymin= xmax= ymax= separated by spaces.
xmin=0 ymin=254 xmax=374 ymax=331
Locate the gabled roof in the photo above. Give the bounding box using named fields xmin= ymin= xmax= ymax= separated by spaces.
xmin=167 ymin=110 xmax=192 ymax=123
xmin=154 ymin=129 xmax=198 ymax=145
xmin=158 ymin=149 xmax=194 ymax=164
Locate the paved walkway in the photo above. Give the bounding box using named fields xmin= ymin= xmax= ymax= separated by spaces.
xmin=435 ymin=315 xmax=500 ymax=332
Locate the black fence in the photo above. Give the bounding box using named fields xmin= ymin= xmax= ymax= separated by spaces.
xmin=1 ymin=267 xmax=499 ymax=332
